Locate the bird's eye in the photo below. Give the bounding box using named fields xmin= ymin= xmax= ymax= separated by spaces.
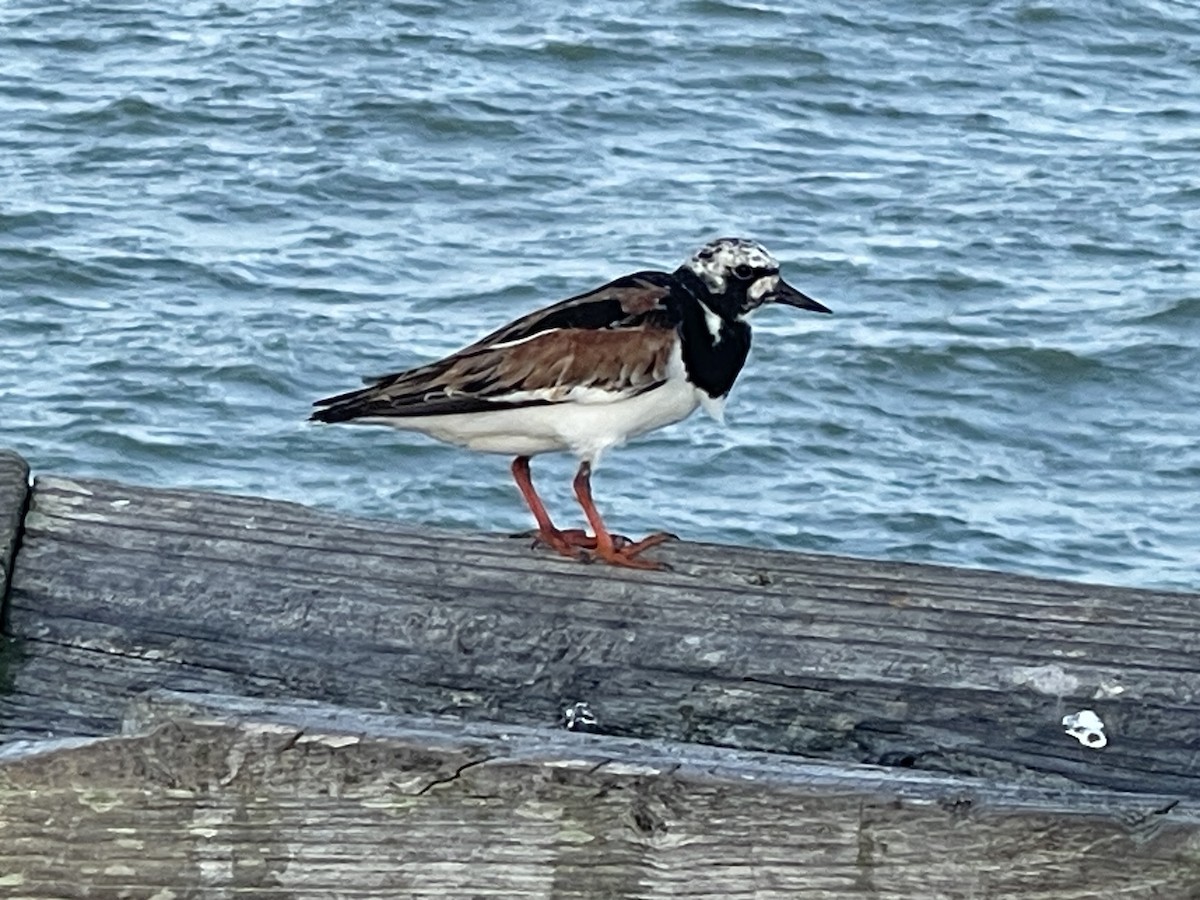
xmin=733 ymin=264 xmax=753 ymax=279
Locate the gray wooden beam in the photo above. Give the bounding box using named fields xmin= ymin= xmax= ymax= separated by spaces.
xmin=3 ymin=472 xmax=1198 ymax=811
xmin=0 ymin=691 xmax=1194 ymax=899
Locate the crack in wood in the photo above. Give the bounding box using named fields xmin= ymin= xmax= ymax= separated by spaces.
xmin=413 ymin=755 xmax=495 ymax=796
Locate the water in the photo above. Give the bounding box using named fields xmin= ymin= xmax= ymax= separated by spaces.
xmin=2 ymin=0 xmax=1198 ymax=591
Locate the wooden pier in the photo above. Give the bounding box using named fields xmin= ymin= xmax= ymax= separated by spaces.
xmin=0 ymin=446 xmax=1197 ymax=898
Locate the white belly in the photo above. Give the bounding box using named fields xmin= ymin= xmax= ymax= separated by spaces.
xmin=365 ymin=373 xmax=704 ymax=463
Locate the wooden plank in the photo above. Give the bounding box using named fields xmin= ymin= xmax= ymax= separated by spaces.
xmin=3 ymin=473 xmax=1199 ymax=809
xmin=0 ymin=692 xmax=1195 ymax=899
xmin=0 ymin=449 xmax=29 ymax=603
xmin=2 ymin=472 xmax=1200 ymax=811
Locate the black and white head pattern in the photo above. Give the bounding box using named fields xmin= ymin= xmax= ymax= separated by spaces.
xmin=683 ymin=237 xmax=779 ymax=295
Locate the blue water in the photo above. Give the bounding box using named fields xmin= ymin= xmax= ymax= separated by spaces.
xmin=2 ymin=1 xmax=1198 ymax=590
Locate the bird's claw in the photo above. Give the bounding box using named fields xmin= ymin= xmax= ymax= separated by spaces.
xmin=520 ymin=527 xmax=675 ymax=570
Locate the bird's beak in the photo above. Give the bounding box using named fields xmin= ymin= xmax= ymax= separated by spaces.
xmin=769 ymin=277 xmax=831 ymax=314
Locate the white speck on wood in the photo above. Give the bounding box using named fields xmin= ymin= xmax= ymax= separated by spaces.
xmin=1010 ymin=664 xmax=1080 ymax=696
xmin=1062 ymin=709 xmax=1108 ymax=749
xmin=295 ymin=733 xmax=361 ymax=748
xmin=1093 ymin=681 xmax=1126 ymax=699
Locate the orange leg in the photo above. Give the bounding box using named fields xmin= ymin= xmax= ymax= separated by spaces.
xmin=511 ymin=456 xmax=597 ymax=558
xmin=571 ymin=461 xmax=673 ymax=570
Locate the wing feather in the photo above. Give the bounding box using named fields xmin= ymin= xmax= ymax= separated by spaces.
xmin=312 ymin=272 xmax=680 ymax=422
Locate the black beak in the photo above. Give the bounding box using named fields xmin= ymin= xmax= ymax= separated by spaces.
xmin=770 ymin=278 xmax=831 ymax=314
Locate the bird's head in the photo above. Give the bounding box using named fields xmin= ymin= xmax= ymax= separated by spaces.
xmin=678 ymin=237 xmax=831 ymax=320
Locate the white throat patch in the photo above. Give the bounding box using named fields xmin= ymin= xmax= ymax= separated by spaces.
xmin=698 ymin=299 xmax=724 ymax=343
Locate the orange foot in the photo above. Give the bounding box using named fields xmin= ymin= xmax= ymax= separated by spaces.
xmin=587 ymin=531 xmax=676 ymax=570
xmin=522 ymin=527 xmax=589 ymax=560
xmin=522 ymin=529 xmax=676 ymax=568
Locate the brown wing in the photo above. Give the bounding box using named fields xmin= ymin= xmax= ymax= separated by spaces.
xmin=312 ymin=272 xmax=681 ymax=422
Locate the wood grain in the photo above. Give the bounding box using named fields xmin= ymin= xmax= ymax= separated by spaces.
xmin=3 ymin=473 xmax=1198 ymax=803
xmin=0 ymin=450 xmax=29 ymax=689
xmin=0 ymin=449 xmax=28 ymax=602
xmin=0 ymin=692 xmax=1195 ymax=900
xmin=2 ymin=462 xmax=1199 ymax=896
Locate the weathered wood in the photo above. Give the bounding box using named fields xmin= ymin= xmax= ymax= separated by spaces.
xmin=3 ymin=471 xmax=1199 ymax=813
xmin=0 ymin=451 xmax=29 ymax=698
xmin=0 ymin=449 xmax=29 ymax=602
xmin=0 ymin=691 xmax=1196 ymax=900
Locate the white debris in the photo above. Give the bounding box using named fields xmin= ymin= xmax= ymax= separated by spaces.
xmin=1012 ymin=664 xmax=1080 ymax=696
xmin=1092 ymin=680 xmax=1126 ymax=699
xmin=563 ymin=701 xmax=598 ymax=732
xmin=1062 ymin=709 xmax=1108 ymax=749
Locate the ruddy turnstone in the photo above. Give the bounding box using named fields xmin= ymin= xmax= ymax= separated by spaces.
xmin=311 ymin=237 xmax=830 ymax=569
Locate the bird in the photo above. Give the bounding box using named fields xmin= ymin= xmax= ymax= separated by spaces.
xmin=311 ymin=237 xmax=831 ymax=570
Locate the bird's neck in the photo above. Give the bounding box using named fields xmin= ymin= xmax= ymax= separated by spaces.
xmin=672 ymin=272 xmax=752 ymax=400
